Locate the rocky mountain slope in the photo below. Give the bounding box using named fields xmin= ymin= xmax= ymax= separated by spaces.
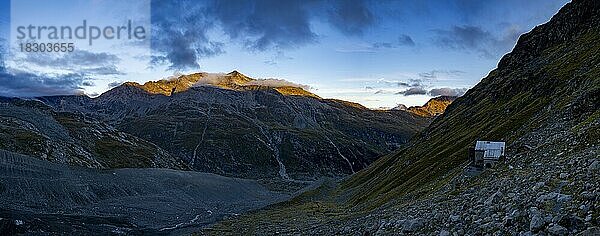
xmin=206 ymin=0 xmax=600 ymax=234
xmin=38 ymin=72 xmax=429 ymax=180
xmin=0 ymin=97 xmax=186 ymax=169
xmin=122 ymin=71 xmax=319 ymax=98
xmin=406 ymin=96 xmax=457 ymax=117
xmin=0 ymin=149 xmax=287 ymax=235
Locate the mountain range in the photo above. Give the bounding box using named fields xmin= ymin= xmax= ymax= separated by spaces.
xmin=3 ymin=0 xmax=598 ymax=234
xmin=205 ymin=0 xmax=600 ymax=234
xmin=1 ymin=71 xmax=433 ymax=181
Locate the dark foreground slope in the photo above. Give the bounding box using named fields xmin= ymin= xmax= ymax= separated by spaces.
xmin=0 ymin=150 xmax=288 ymax=235
xmin=206 ymin=0 xmax=600 ymax=234
xmin=39 ymin=72 xmax=429 ymax=180
xmin=342 ymin=0 xmax=600 ymax=208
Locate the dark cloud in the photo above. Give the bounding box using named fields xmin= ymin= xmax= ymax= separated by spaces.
xmin=22 ymin=50 xmax=123 ymax=76
xmin=428 ymin=87 xmax=468 ymax=97
xmin=375 ymin=70 xmax=461 ymax=92
xmin=432 ymin=25 xmax=522 ymax=59
xmin=81 ymin=81 xmax=94 ymax=87
xmin=150 ymin=0 xmax=382 ymax=70
xmin=398 ymin=34 xmax=416 ymax=47
xmin=327 ymin=0 xmax=374 ymax=36
xmin=0 ymin=70 xmax=87 ymax=97
xmin=397 ymin=87 xmax=427 ymax=96
xmin=151 ymin=0 xmax=319 ymax=70
xmin=0 ymin=42 xmax=88 ymax=97
xmin=151 ymin=0 xmax=223 ymax=70
xmin=213 ymin=0 xmax=317 ymax=51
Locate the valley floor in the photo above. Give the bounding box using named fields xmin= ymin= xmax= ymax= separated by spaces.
xmin=0 ymin=150 xmax=295 ymax=235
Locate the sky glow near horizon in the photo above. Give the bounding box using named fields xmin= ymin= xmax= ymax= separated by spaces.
xmin=0 ymin=0 xmax=569 ymax=108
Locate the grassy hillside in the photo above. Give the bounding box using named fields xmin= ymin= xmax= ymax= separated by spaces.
xmin=341 ymin=0 xmax=600 ymax=209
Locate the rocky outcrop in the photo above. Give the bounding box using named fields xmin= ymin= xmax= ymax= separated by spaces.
xmin=407 ymin=96 xmax=457 ymax=117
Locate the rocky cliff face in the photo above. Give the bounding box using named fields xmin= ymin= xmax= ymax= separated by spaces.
xmin=38 ymin=72 xmax=429 ymax=180
xmin=407 ymin=96 xmax=457 ymax=117
xmin=206 ymin=0 xmax=600 ymax=234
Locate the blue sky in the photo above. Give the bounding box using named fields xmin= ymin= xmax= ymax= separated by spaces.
xmin=0 ymin=0 xmax=568 ymax=107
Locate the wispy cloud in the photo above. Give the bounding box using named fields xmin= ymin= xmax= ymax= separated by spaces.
xmin=398 ymin=34 xmax=416 ymax=47
xmin=432 ymin=25 xmax=522 ymax=59
xmin=418 ymin=70 xmax=465 ymax=80
xmin=339 ymin=33 xmax=416 ymax=53
xmin=246 ymin=78 xmax=311 ymax=90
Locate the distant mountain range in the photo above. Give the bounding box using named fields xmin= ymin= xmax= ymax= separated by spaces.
xmin=0 ymin=71 xmax=435 ymax=180
xmin=391 ymin=96 xmax=457 ymax=117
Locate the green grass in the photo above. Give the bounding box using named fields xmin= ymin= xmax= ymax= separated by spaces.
xmin=94 ymin=137 xmax=155 ymax=168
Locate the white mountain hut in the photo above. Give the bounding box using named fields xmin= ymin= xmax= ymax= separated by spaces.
xmin=469 ymin=141 xmax=506 ymax=168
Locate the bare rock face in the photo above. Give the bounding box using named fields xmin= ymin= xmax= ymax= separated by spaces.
xmin=407 ymin=96 xmax=457 ymax=117
xmin=36 ymin=71 xmax=430 ymax=180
